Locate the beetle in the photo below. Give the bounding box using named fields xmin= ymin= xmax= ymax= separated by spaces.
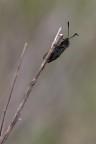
xmin=43 ymin=21 xmax=78 ymax=63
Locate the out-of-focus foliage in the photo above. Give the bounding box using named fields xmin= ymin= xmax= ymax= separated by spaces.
xmin=0 ymin=0 xmax=96 ymax=144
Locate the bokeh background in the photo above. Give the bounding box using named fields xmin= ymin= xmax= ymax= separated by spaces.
xmin=0 ymin=0 xmax=96 ymax=144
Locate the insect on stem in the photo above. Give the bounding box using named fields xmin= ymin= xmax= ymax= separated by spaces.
xmin=43 ymin=21 xmax=79 ymax=63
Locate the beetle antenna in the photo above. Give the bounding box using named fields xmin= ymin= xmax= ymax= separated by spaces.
xmin=68 ymin=21 xmax=69 ymax=38
xmin=69 ymin=33 xmax=79 ymax=39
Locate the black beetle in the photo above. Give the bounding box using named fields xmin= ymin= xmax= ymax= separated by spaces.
xmin=43 ymin=22 xmax=78 ymax=63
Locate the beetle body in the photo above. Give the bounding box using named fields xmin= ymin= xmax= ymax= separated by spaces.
xmin=43 ymin=22 xmax=78 ymax=63
xmin=44 ymin=38 xmax=70 ymax=63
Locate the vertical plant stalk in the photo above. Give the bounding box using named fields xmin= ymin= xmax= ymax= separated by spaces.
xmin=0 ymin=43 xmax=28 ymax=137
xmin=0 ymin=28 xmax=63 ymax=144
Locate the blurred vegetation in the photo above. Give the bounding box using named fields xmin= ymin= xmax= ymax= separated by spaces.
xmin=0 ymin=0 xmax=96 ymax=144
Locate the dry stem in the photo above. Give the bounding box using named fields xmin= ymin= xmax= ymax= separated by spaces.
xmin=0 ymin=43 xmax=27 ymax=136
xmin=0 ymin=28 xmax=63 ymax=144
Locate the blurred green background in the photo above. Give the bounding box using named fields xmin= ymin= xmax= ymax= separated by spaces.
xmin=0 ymin=0 xmax=96 ymax=144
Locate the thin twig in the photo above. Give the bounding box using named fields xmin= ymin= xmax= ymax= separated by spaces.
xmin=0 ymin=43 xmax=28 ymax=137
xmin=0 ymin=28 xmax=63 ymax=144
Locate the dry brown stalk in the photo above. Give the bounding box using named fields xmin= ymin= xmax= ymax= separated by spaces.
xmin=0 ymin=28 xmax=63 ymax=144
xmin=0 ymin=43 xmax=28 ymax=136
